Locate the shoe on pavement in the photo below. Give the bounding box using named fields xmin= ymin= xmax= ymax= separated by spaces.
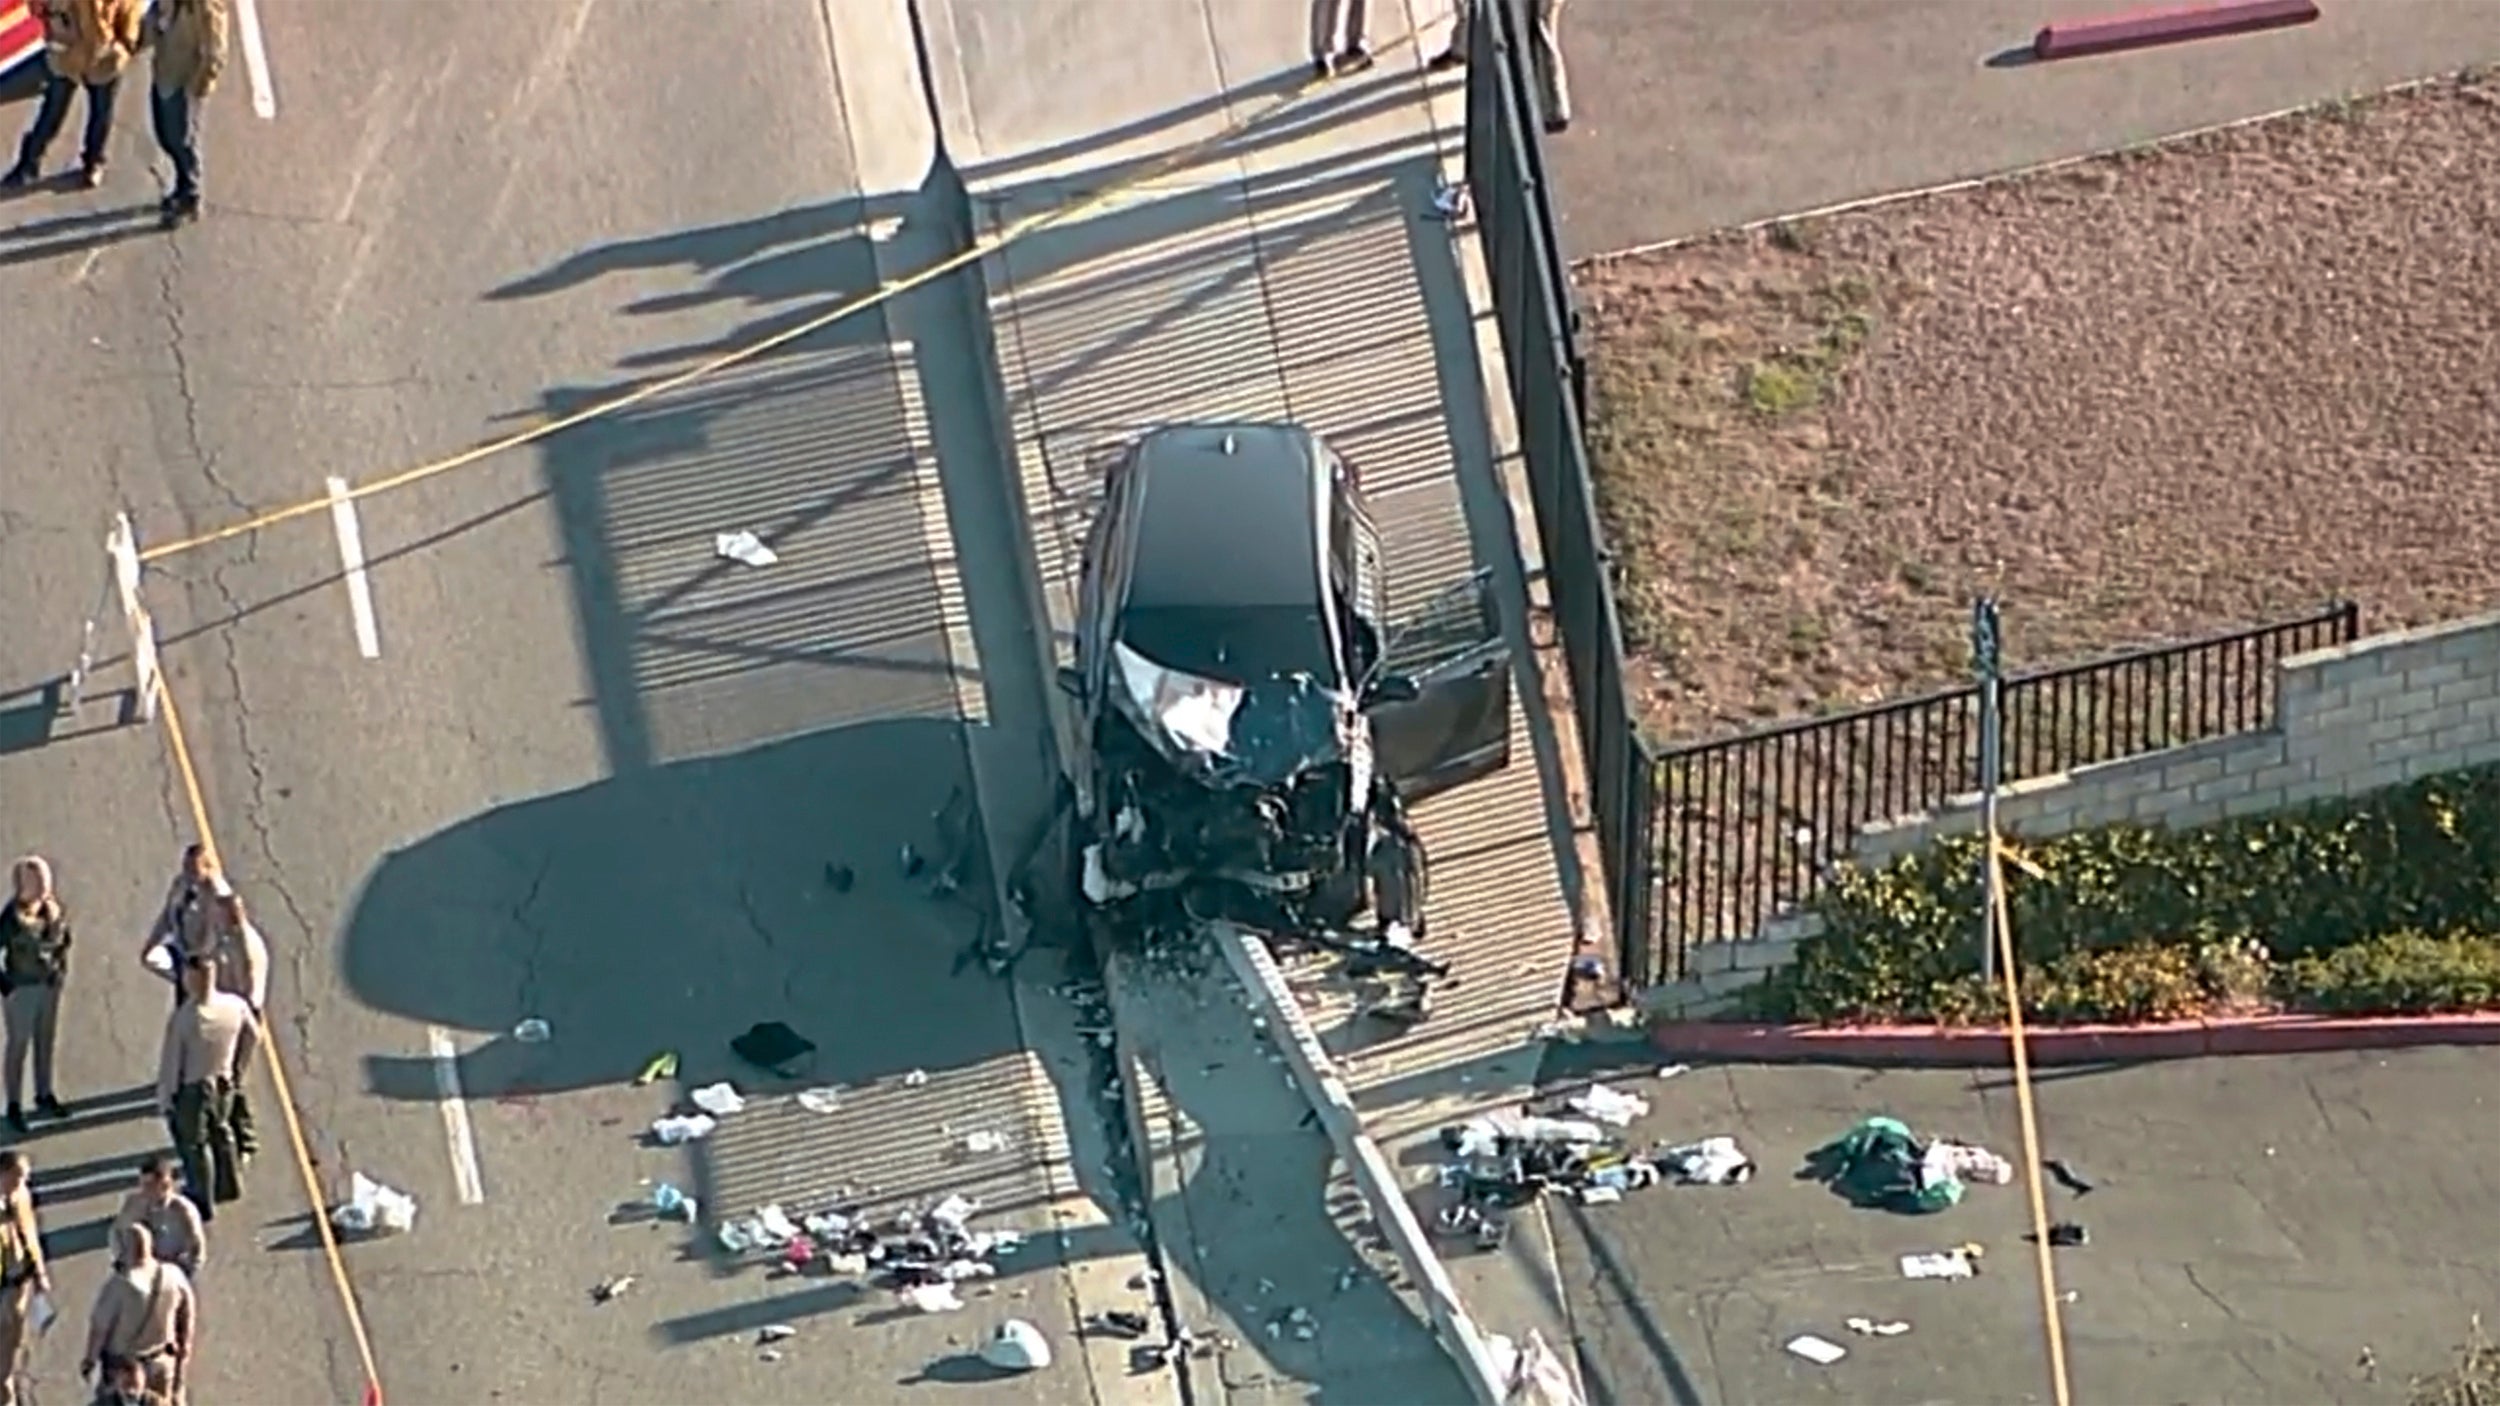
xmin=4 ymin=1105 xmax=23 ymax=1136
xmin=77 ymin=161 xmax=103 ymax=190
xmin=0 ymin=163 xmax=34 ymax=191
xmin=1333 ymin=45 xmax=1374 ymax=77
xmin=35 ymin=1094 xmax=66 ymax=1120
xmin=1428 ymin=48 xmax=1464 ymax=72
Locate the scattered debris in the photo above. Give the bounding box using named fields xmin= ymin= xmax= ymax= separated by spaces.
xmin=731 ymin=1021 xmax=817 ymax=1078
xmin=512 ymin=1018 xmax=552 ymax=1043
xmin=759 ymin=1348 xmax=785 ymax=1363
xmin=901 ymin=1283 xmax=963 ymax=1313
xmin=981 ymin=1318 xmax=1053 ymax=1371
xmin=331 ymin=1173 xmax=418 ymax=1236
xmin=1657 ymin=1137 xmax=1756 ymax=1186
xmin=758 ymin=1324 xmax=796 ymax=1344
xmin=795 ymin=1086 xmax=844 ymax=1115
xmin=633 ymin=1051 xmax=679 ymax=1086
xmin=901 ymin=1069 xmax=930 ymax=1088
xmin=1428 ymin=179 xmax=1472 ymax=222
xmin=648 ymin=1182 xmax=696 ymax=1221
xmin=1806 ymin=1117 xmax=2012 ymax=1214
xmin=1846 ymin=1317 xmax=1910 ymax=1337
xmin=2044 ymin=1221 xmax=2089 ymax=1248
xmin=689 ymin=1082 xmax=747 ymax=1117
xmin=714 ymin=530 xmax=780 ymax=568
xmin=2044 ymin=1158 xmax=2096 ymax=1196
xmin=651 ymin=1113 xmax=717 ymax=1145
xmin=956 ymin=1129 xmax=1010 ymax=1156
xmin=1900 ymin=1246 xmax=1983 ymax=1280
xmin=1566 ymin=1083 xmax=1650 ymax=1127
xmin=1087 ymin=1310 xmax=1153 ymax=1339
xmin=1655 ymin=1063 xmax=1692 ymax=1081
xmin=1786 ymin=1334 xmax=1848 ymax=1366
xmin=1488 ymin=1330 xmax=1584 ymax=1406
xmin=592 ymin=1275 xmax=635 ymax=1304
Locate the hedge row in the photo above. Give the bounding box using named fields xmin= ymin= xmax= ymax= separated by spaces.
xmin=1750 ymin=763 xmax=2500 ymax=1025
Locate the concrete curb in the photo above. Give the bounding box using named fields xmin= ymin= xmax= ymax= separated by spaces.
xmin=1649 ymin=1011 xmax=2500 ymax=1065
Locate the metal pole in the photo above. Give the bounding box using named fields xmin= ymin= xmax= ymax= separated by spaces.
xmin=1973 ymin=597 xmax=2004 ymax=985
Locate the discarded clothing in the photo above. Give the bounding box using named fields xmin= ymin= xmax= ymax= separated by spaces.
xmin=1565 ymin=1083 xmax=1649 ymax=1128
xmin=1656 ymin=1136 xmax=1755 ymax=1186
xmin=982 ymin=1318 xmax=1053 ymax=1371
xmin=1807 ymin=1117 xmax=2009 ymax=1214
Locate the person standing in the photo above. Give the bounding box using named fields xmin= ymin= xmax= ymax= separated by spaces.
xmin=0 ymin=857 xmax=73 ymax=1134
xmin=80 ymin=1223 xmax=193 ymax=1406
xmin=1 ymin=0 xmax=145 ymax=191
xmin=1432 ymin=0 xmax=1573 ymax=134
xmin=146 ymin=0 xmax=226 ymax=226
xmin=154 ymin=955 xmax=254 ymax=1216
xmin=1309 ymin=0 xmax=1374 ymax=78
xmin=141 ymin=847 xmax=217 ymax=1007
xmin=0 ymin=1152 xmax=53 ymax=1406
xmin=111 ymin=1158 xmax=206 ymax=1280
xmin=192 ymin=889 xmax=265 ymax=1160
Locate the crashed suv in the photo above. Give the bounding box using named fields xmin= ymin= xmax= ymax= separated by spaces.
xmin=1063 ymin=423 xmax=1513 ymax=928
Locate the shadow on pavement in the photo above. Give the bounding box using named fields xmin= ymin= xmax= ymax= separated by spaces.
xmin=323 ymin=57 xmax=1485 ymax=1385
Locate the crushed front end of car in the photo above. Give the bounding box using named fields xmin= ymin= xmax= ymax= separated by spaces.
xmin=1080 ymin=642 xmax=1406 ymax=927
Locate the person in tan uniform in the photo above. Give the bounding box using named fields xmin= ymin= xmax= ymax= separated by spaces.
xmin=155 ymin=955 xmax=255 ymax=1215
xmin=193 ymin=889 xmax=266 ymax=1159
xmin=80 ymin=1223 xmax=193 ymax=1406
xmin=141 ymin=847 xmax=218 ymax=997
xmin=2 ymin=0 xmax=144 ymax=190
xmin=146 ymin=0 xmax=226 ymax=225
xmin=111 ymin=1158 xmax=205 ymax=1280
xmin=0 ymin=1151 xmax=55 ymax=1406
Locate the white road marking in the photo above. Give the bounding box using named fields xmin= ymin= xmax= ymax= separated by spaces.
xmin=428 ymin=1025 xmax=487 ymax=1205
xmin=233 ymin=0 xmax=277 ymax=119
xmin=324 ymin=476 xmax=381 ymax=659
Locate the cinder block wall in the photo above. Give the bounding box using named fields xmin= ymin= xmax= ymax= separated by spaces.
xmin=1855 ymin=611 xmax=2500 ymax=866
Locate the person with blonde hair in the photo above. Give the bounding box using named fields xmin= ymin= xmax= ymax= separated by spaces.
xmin=0 ymin=1151 xmax=53 ymax=1406
xmin=0 ymin=857 xmax=73 ymax=1134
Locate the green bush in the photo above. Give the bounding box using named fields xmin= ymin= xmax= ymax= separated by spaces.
xmin=1751 ymin=763 xmax=2500 ymax=1025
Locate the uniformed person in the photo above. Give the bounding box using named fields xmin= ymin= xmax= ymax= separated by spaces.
xmin=0 ymin=1151 xmax=54 ymax=1406
xmin=111 ymin=1157 xmax=205 ymax=1279
xmin=1433 ymin=0 xmax=1574 ymax=134
xmin=141 ymin=847 xmax=217 ymax=1005
xmin=0 ymin=857 xmax=74 ymax=1133
xmin=81 ymin=1223 xmax=193 ymax=1406
xmin=154 ymin=955 xmax=255 ymax=1214
xmin=193 ymin=889 xmax=267 ymax=1159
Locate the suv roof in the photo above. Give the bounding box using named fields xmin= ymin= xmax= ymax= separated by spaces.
xmin=1114 ymin=424 xmax=1337 ymax=686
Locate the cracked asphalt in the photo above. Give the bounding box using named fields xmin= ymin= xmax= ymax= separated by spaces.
xmin=1543 ymin=1048 xmax=2500 ymax=1405
xmin=0 ymin=3 xmax=1146 ymax=1402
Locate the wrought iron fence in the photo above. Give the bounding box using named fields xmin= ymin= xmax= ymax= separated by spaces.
xmin=1647 ymin=602 xmax=2362 ymax=982
xmin=1463 ymin=0 xmax=1660 ymax=982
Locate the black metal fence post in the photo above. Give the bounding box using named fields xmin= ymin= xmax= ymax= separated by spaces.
xmin=1461 ymin=0 xmax=1662 ymax=988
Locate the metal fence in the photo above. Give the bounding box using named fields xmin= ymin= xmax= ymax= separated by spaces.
xmin=1463 ymin=0 xmax=1661 ymax=982
xmin=1645 ymin=602 xmax=2363 ymax=981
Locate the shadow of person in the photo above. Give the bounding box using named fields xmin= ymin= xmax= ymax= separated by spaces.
xmin=350 ymin=716 xmax=1005 ymax=1101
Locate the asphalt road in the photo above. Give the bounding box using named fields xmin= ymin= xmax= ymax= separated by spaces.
xmin=0 ymin=3 xmax=1135 ymax=1403
xmin=1543 ymin=1048 xmax=2500 ymax=1406
xmin=1546 ymin=0 xmax=2500 ymax=255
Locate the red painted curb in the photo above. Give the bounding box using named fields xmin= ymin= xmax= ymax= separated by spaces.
xmin=1651 ymin=1011 xmax=2500 ymax=1066
xmin=2032 ymin=0 xmax=2320 ymax=62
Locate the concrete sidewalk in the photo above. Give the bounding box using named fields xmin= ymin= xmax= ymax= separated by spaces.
xmin=917 ymin=0 xmax=1594 ymax=1398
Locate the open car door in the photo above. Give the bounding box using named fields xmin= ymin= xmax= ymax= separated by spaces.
xmin=1366 ymin=569 xmax=1512 ymax=802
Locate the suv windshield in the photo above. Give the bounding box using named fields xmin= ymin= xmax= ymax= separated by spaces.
xmin=1117 ymin=605 xmax=1336 ymax=688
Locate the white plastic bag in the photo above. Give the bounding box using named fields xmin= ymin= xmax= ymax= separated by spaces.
xmin=331 ymin=1172 xmax=418 ymax=1235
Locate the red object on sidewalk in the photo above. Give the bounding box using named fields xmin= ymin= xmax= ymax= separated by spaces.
xmin=362 ymin=1382 xmax=384 ymax=1406
xmin=2033 ymin=0 xmax=2321 ymax=61
xmin=0 ymin=2 xmax=44 ymax=77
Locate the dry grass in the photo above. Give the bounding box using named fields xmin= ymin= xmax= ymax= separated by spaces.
xmin=1578 ymin=69 xmax=2500 ymax=747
